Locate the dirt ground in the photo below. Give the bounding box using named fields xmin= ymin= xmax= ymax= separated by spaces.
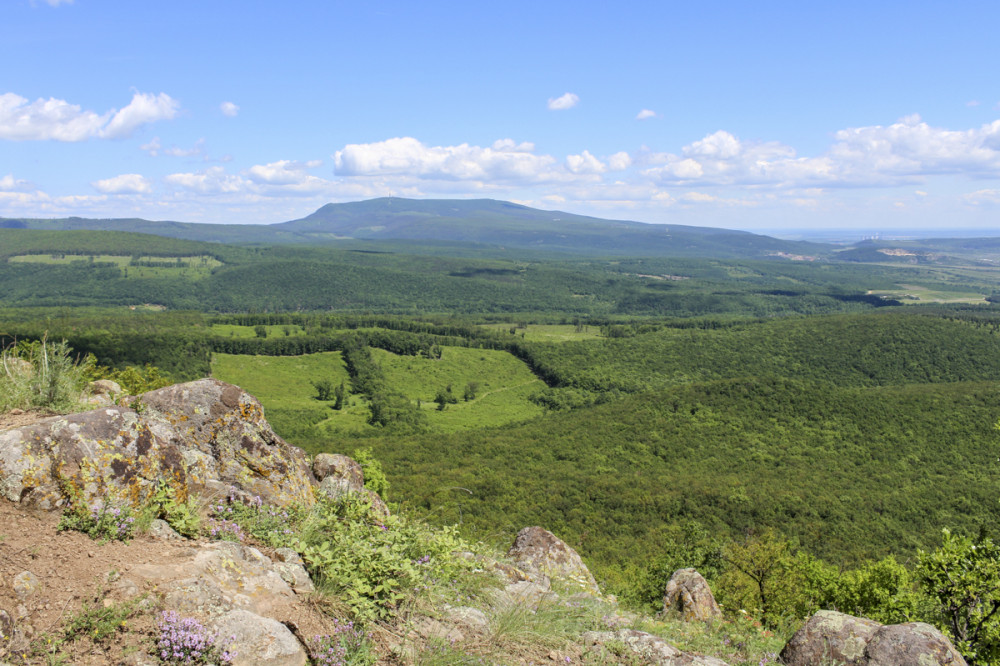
xmin=0 ymin=498 xmax=346 ymax=665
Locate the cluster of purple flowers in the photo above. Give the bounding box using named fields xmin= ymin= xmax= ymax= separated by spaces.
xmin=757 ymin=651 xmax=779 ymax=665
xmin=90 ymin=502 xmax=136 ymax=540
xmin=309 ymin=618 xmax=369 ymax=666
xmin=207 ymin=517 xmax=245 ymax=542
xmin=412 ymin=554 xmax=431 ymax=565
xmin=157 ymin=611 xmax=235 ymax=664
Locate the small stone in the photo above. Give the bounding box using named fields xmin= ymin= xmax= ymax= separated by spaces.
xmin=12 ymin=571 xmax=41 ymax=600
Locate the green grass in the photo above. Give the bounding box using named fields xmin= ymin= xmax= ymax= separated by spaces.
xmin=211 ymin=352 xmax=373 ymax=436
xmin=867 ymin=285 xmax=988 ymax=304
xmin=210 ymin=323 xmax=309 ymax=338
xmin=8 ymin=253 xmax=220 ymax=279
xmin=372 ymin=346 xmax=546 ymax=432
xmin=478 ymin=323 xmax=602 ymax=341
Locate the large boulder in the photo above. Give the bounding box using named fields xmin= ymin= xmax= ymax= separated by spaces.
xmin=781 ymin=610 xmax=879 ymax=665
xmin=864 ymin=622 xmax=966 ymax=666
xmin=210 ymin=609 xmax=307 ymax=666
xmin=0 ymin=379 xmax=316 ymax=511
xmin=781 ymin=610 xmax=966 ymax=666
xmin=507 ymin=526 xmax=600 ymax=595
xmin=662 ymin=568 xmax=721 ymax=622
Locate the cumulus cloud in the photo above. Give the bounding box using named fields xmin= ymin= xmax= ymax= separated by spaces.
xmin=0 ymin=91 xmax=179 ymax=141
xmin=608 ymin=152 xmax=632 ymax=170
xmin=334 ymin=137 xmax=561 ymax=182
xmin=643 ymin=116 xmax=1000 ymax=188
xmin=91 ymin=173 xmax=152 ymax=194
xmin=547 ymin=92 xmax=579 ymax=111
xmin=566 ymin=150 xmax=606 ymax=174
xmin=165 ymin=167 xmax=247 ymax=194
xmin=636 ymin=109 xmax=657 ymax=120
xmin=0 ymin=174 xmax=32 ymax=191
xmin=220 ymin=101 xmax=239 ymax=117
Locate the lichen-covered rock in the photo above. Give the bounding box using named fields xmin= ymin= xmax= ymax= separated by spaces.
xmin=89 ymin=379 xmax=122 ymax=396
xmin=12 ymin=571 xmax=40 ymax=600
xmin=312 ymin=453 xmax=363 ymax=492
xmin=507 ymin=526 xmax=600 ymax=595
xmin=780 ymin=610 xmax=880 ymax=666
xmin=781 ymin=610 xmax=966 ymax=666
xmin=662 ymin=568 xmax=721 ymax=622
xmin=0 ymin=379 xmax=316 ymax=511
xmin=864 ymin=622 xmax=966 ymax=666
xmin=210 ymin=609 xmax=307 ymax=666
xmin=121 ymin=540 xmax=296 ymax=617
xmin=582 ymin=629 xmax=730 ymax=665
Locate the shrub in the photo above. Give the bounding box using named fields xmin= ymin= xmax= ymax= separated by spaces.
xmin=1 ymin=337 xmax=88 ymax=412
xmin=309 ymin=619 xmax=375 ymax=666
xmin=58 ymin=497 xmax=137 ymax=543
xmin=208 ymin=489 xmax=302 ymax=548
xmin=296 ymin=494 xmax=476 ymax=622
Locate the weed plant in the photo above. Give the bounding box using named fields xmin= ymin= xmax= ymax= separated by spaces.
xmin=308 ymin=619 xmax=375 ymax=666
xmin=0 ymin=337 xmax=87 ymax=412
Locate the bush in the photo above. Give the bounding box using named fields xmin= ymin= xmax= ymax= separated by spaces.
xmin=296 ymin=494 xmax=476 ymax=622
xmin=1 ymin=337 xmax=88 ymax=412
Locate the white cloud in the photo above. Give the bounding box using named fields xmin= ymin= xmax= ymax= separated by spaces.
xmin=0 ymin=174 xmax=32 ymax=191
xmin=92 ymin=173 xmax=152 ymax=194
xmin=608 ymin=152 xmax=632 ymax=170
xmin=636 ymin=109 xmax=657 ymax=120
xmin=100 ymin=92 xmax=180 ymax=139
xmin=964 ymin=189 xmax=1000 ymax=205
xmin=33 ymin=0 xmax=73 ymax=6
xmin=566 ymin=150 xmax=606 ymax=174
xmin=165 ymin=167 xmax=248 ymax=194
xmin=334 ymin=137 xmax=561 ymax=182
xmin=643 ymin=115 xmax=1000 ymax=189
xmin=967 ymin=101 xmax=981 ymax=107
xmin=547 ymin=92 xmax=579 ymax=111
xmin=220 ymin=101 xmax=239 ymax=117
xmin=165 ymin=139 xmax=206 ymax=158
xmin=0 ymin=91 xmax=178 ymax=141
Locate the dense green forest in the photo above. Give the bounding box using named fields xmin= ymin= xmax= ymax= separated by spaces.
xmin=5 ymin=218 xmax=1000 ymax=659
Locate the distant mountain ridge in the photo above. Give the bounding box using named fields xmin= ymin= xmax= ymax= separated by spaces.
xmin=0 ymin=197 xmax=834 ymax=259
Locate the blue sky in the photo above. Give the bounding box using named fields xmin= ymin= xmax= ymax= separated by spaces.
xmin=2 ymin=0 xmax=1000 ymax=234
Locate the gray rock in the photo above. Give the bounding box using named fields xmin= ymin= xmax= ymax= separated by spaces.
xmin=0 ymin=379 xmax=317 ymax=511
xmin=781 ymin=610 xmax=880 ymax=666
xmin=210 ymin=609 xmax=307 ymax=666
xmin=312 ymin=453 xmax=363 ymax=491
xmin=445 ymin=605 xmax=489 ymax=630
xmin=89 ymin=379 xmax=122 ymax=396
xmin=780 ymin=610 xmax=966 ymax=666
xmin=12 ymin=571 xmax=40 ymax=600
xmin=582 ymin=629 xmax=729 ymax=665
xmin=864 ymin=622 xmax=966 ymax=666
xmin=273 ymin=548 xmax=304 ymax=565
xmin=662 ymin=568 xmax=722 ymax=622
xmin=128 ymin=541 xmax=295 ymax=616
xmin=148 ymin=519 xmax=184 ymax=540
xmin=408 ymin=615 xmax=465 ymax=643
xmin=273 ymin=562 xmax=315 ymax=594
xmin=507 ymin=526 xmax=600 ymax=595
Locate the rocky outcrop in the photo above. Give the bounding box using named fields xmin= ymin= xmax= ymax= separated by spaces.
xmin=781 ymin=610 xmax=966 ymax=666
xmin=507 ymin=526 xmax=600 ymax=595
xmin=0 ymin=379 xmax=316 ymax=511
xmin=662 ymin=568 xmax=721 ymax=622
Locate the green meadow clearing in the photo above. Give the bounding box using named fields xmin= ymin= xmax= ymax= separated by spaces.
xmin=211 ymin=346 xmax=546 ymax=445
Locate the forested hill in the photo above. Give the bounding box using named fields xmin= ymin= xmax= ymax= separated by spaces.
xmin=1 ymin=197 xmax=831 ymax=259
